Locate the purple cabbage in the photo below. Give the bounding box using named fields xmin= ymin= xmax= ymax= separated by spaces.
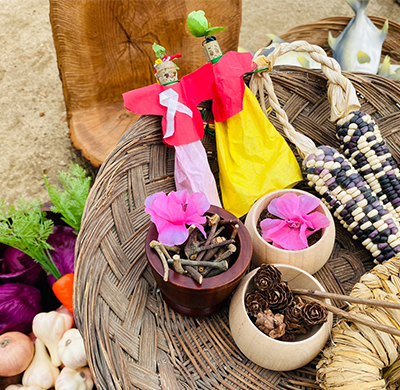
xmin=46 ymin=225 xmax=76 ymax=286
xmin=0 ymin=247 xmax=45 ymax=285
xmin=0 ymin=283 xmax=43 ymax=335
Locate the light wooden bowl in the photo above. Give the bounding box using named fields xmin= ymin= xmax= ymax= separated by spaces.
xmin=245 ymin=189 xmax=335 ymax=274
xmin=229 ymin=264 xmax=333 ymax=371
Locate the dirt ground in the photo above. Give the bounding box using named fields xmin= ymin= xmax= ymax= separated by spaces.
xmin=1 ymin=0 xmax=400 ymax=205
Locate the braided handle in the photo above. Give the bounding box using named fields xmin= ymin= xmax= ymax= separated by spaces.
xmin=249 ymin=40 xmax=361 ymax=159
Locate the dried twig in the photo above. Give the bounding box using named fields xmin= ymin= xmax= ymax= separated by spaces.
xmin=304 ymin=296 xmax=400 ymax=337
xmin=202 ymin=237 xmax=226 ymax=262
xmin=214 ymin=244 xmax=237 ymax=262
xmin=213 ymin=226 xmax=225 ymax=239
xmin=164 ymin=245 xmax=181 ymax=253
xmin=167 ymin=258 xmax=228 ymax=271
xmin=150 ymin=240 xmax=169 ymax=282
xmin=172 ymin=254 xmax=186 ymax=274
xmin=202 ymin=244 xmax=237 ymax=277
xmin=195 ymin=238 xmax=235 ymax=254
xmin=159 ymin=243 xmax=172 ymax=260
xmin=184 ymin=226 xmax=200 ymax=259
xmin=218 ymin=219 xmax=240 ymax=226
xmin=185 ymin=266 xmax=203 ymax=285
xmin=195 ymin=214 xmax=220 ymax=262
xmin=230 ymin=224 xmax=239 ymax=240
xmin=292 ymin=288 xmax=400 ymax=311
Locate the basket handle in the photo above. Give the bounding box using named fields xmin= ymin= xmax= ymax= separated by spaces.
xmin=249 ymin=40 xmax=361 ymax=158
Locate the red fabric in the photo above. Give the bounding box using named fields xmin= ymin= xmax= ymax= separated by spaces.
xmin=123 ymin=63 xmax=214 ymax=147
xmin=122 ymin=51 xmax=254 ymax=145
xmin=210 ymin=51 xmax=254 ymax=122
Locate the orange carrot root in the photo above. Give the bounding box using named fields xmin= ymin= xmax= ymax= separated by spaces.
xmin=52 ymin=272 xmax=74 ymax=315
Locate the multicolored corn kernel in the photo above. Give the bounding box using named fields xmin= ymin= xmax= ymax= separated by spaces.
xmin=336 ymin=110 xmax=400 ymax=219
xmin=303 ymin=145 xmax=400 ymax=263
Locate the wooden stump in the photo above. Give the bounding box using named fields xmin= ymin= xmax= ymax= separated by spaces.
xmin=49 ymin=0 xmax=242 ymax=166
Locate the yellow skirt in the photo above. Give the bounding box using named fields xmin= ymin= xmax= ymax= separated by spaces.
xmin=215 ymin=86 xmax=303 ymax=217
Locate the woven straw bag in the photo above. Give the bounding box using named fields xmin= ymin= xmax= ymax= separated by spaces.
xmin=74 ymin=40 xmax=400 ymax=389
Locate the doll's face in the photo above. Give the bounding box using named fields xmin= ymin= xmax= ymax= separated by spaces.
xmin=156 ymin=63 xmax=178 ymax=84
xmin=205 ymin=41 xmax=222 ymax=59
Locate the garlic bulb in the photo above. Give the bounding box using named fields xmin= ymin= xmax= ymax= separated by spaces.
xmin=57 ymin=329 xmax=87 ymax=369
xmin=5 ymin=385 xmax=43 ymax=390
xmin=32 ymin=311 xmax=74 ymax=367
xmin=22 ymin=338 xmax=59 ymax=389
xmin=5 ymin=385 xmax=45 ymax=390
xmin=55 ymin=367 xmax=94 ymax=390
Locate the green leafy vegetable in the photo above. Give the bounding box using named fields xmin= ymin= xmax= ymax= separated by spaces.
xmin=43 ymin=162 xmax=91 ymax=233
xmin=205 ymin=26 xmax=226 ymax=36
xmin=153 ymin=42 xmax=180 ymax=70
xmin=187 ymin=11 xmax=209 ymax=37
xmin=153 ymin=43 xmax=166 ymax=59
xmin=0 ymin=198 xmax=61 ymax=279
xmin=187 ymin=10 xmax=226 ymax=38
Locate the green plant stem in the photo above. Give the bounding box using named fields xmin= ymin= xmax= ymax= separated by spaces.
xmin=45 ymin=248 xmax=62 ymax=279
xmin=0 ymin=198 xmax=63 ymax=280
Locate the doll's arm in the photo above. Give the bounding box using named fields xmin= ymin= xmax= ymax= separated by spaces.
xmin=123 ymin=83 xmax=164 ymax=115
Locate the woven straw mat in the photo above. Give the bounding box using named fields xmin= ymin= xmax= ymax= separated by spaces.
xmin=74 ymin=62 xmax=400 ymax=390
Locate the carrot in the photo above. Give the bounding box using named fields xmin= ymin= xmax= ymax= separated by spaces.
xmin=52 ymin=273 xmax=74 ymax=315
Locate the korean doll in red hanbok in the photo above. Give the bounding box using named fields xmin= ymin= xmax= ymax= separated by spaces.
xmin=123 ymin=45 xmax=221 ymax=207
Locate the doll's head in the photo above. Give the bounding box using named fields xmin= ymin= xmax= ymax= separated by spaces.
xmin=155 ymin=61 xmax=178 ymax=85
xmin=152 ymin=43 xmax=182 ymax=85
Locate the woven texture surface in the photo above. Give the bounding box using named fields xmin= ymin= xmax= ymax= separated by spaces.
xmin=73 ymin=15 xmax=400 ymax=390
xmin=73 ymin=61 xmax=400 ymax=389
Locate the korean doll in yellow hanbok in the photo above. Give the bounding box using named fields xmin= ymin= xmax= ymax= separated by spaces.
xmin=188 ymin=11 xmax=302 ymax=217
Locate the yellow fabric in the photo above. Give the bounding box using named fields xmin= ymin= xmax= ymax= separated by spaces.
xmin=214 ymin=86 xmax=303 ymax=217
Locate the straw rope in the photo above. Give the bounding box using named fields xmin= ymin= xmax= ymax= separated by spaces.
xmin=317 ymin=257 xmax=400 ymax=390
xmin=249 ymin=40 xmax=360 ymax=158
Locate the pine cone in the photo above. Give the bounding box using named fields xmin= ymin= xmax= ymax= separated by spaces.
xmin=245 ymin=289 xmax=268 ymax=317
xmin=302 ymin=301 xmax=328 ymax=326
xmin=284 ymin=295 xmax=309 ymax=334
xmin=265 ymin=282 xmax=293 ymax=312
xmin=255 ymin=309 xmax=286 ymax=339
xmin=280 ymin=333 xmax=296 ymax=342
xmin=254 ymin=264 xmax=282 ymax=291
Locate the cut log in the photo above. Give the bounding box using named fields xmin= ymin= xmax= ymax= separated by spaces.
xmin=49 ymin=0 xmax=242 ymax=166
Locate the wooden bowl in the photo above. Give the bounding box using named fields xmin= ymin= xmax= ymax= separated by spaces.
xmin=245 ymin=189 xmax=335 ymax=274
xmin=229 ymin=264 xmax=333 ymax=371
xmin=145 ymin=205 xmax=253 ymax=317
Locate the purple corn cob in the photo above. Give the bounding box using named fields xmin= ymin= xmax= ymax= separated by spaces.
xmin=303 ymin=145 xmax=400 ymax=263
xmin=336 ymin=110 xmax=400 ymax=219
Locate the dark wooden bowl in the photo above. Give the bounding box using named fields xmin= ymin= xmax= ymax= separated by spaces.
xmin=145 ymin=205 xmax=253 ymax=317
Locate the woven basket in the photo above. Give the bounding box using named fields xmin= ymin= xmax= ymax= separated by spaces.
xmin=269 ymin=16 xmax=400 ymax=65
xmin=74 ymin=46 xmax=400 ymax=389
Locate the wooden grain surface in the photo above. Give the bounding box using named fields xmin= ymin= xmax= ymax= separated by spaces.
xmin=49 ymin=0 xmax=242 ymax=166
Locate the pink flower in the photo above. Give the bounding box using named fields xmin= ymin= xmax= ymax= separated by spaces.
xmin=145 ymin=190 xmax=210 ymax=246
xmin=260 ymin=193 xmax=330 ymax=251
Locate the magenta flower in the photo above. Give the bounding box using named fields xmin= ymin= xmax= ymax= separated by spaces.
xmin=145 ymin=190 xmax=210 ymax=246
xmin=260 ymin=193 xmax=330 ymax=251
